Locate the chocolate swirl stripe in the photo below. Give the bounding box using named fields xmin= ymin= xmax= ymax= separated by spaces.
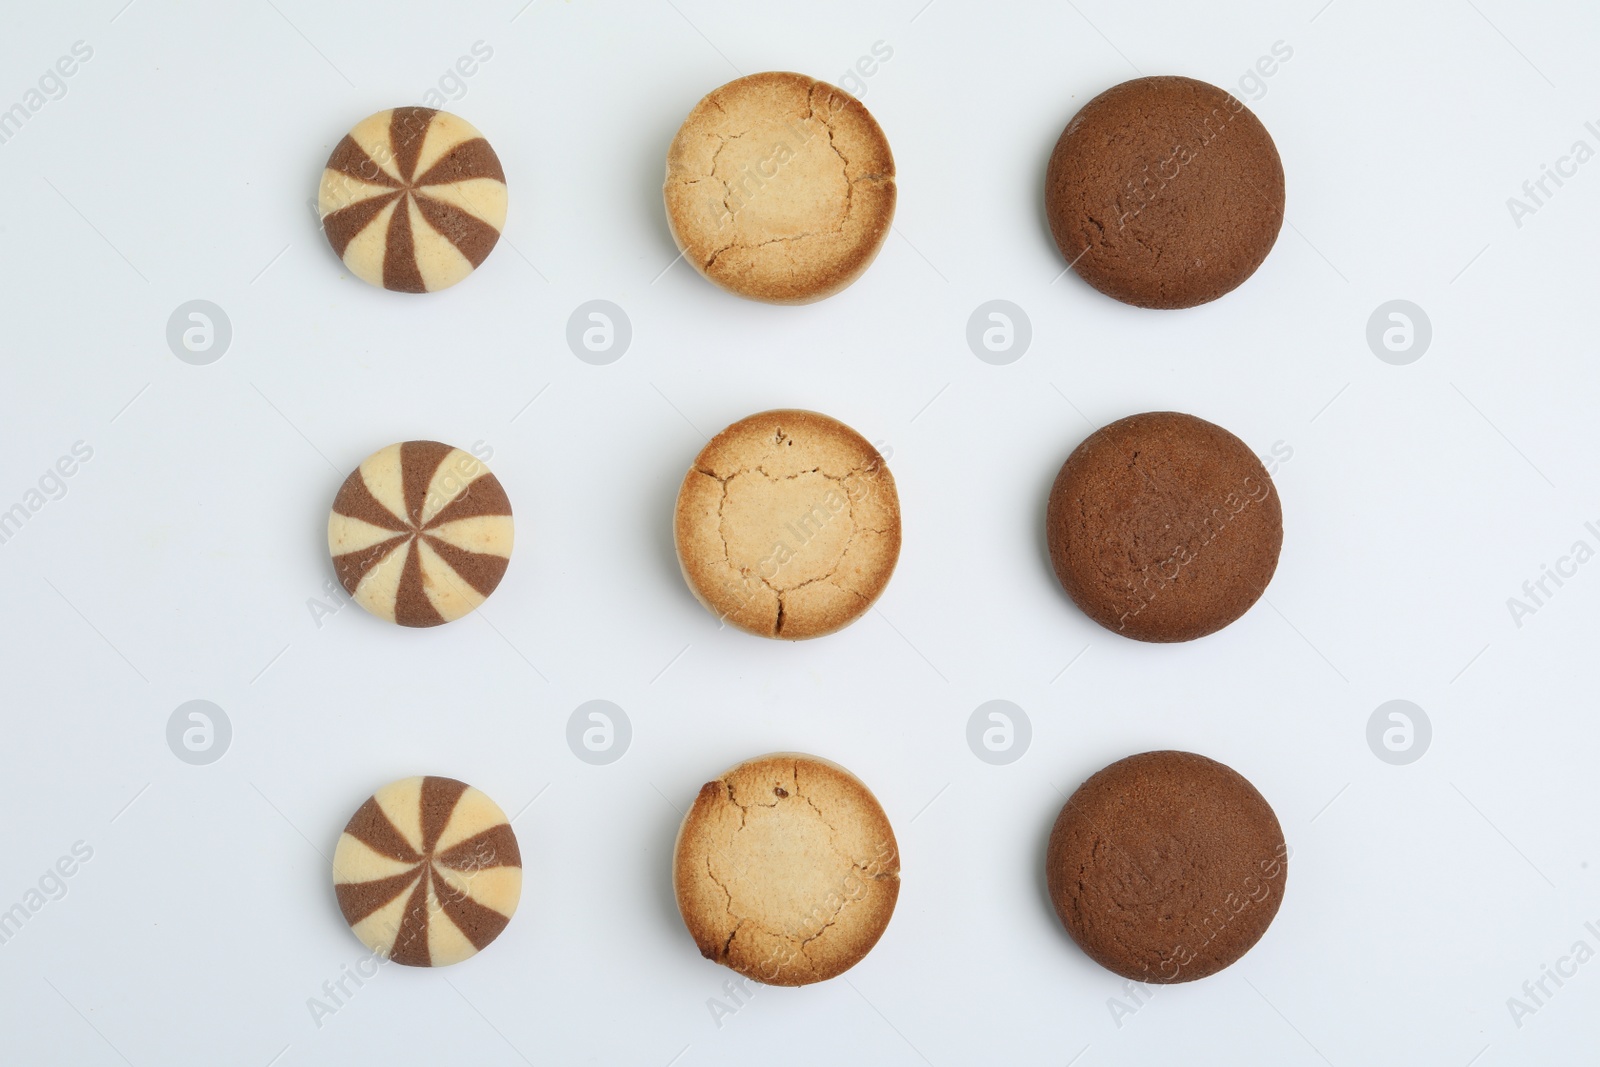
xmin=333 ymin=776 xmax=523 ymax=968
xmin=327 ymin=441 xmax=514 ymax=628
xmin=318 ymin=107 xmax=508 ymax=293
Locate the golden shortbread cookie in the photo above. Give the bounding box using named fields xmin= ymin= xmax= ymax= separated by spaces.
xmin=673 ymin=409 xmax=900 ymax=639
xmin=663 ymin=71 xmax=896 ymax=303
xmin=673 ymin=753 xmax=900 ymax=986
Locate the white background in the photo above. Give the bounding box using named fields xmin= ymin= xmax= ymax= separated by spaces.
xmin=1 ymin=0 xmax=1597 ymax=1063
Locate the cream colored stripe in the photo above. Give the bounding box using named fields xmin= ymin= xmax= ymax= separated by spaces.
xmin=341 ymin=196 xmax=400 ymax=290
xmin=409 ymin=198 xmax=476 ymax=294
xmin=434 ymin=864 xmax=521 ymax=919
xmin=425 ymin=901 xmax=479 ymax=967
xmin=351 ymin=538 xmax=409 ymax=625
xmin=328 ymin=514 xmax=405 ymax=557
xmin=411 ymin=111 xmax=481 ymax=183
xmin=333 ymin=834 xmax=419 ymax=884
xmin=319 ymin=172 xmax=403 ymax=216
xmin=426 ymin=515 xmax=514 ymax=557
xmin=417 ymin=449 xmax=486 ymax=527
xmin=433 ymin=787 xmax=510 ymax=854
xmin=371 ymin=777 xmax=426 ymax=855
xmin=416 ymin=537 xmax=485 ymax=622
xmin=358 ymin=444 xmax=408 ymax=527
xmin=413 ymin=177 xmax=508 ymax=232
xmin=335 ymin=833 xmax=414 ymax=883
xmin=346 ymin=110 xmax=403 ymax=183
xmin=349 ymin=875 xmax=417 ymax=958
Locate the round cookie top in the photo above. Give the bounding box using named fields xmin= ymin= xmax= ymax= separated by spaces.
xmin=333 ymin=775 xmax=523 ymax=967
xmin=1046 ymin=751 xmax=1287 ymax=983
xmin=318 ymin=107 xmax=507 ymax=293
xmin=663 ymin=72 xmax=896 ymax=304
xmin=1044 ymin=76 xmax=1284 ymax=309
xmin=674 ymin=410 xmax=900 ymax=639
xmin=328 ymin=441 xmax=514 ymax=627
xmin=1046 ymin=411 xmax=1280 ymax=642
xmin=673 ymin=753 xmax=900 ymax=986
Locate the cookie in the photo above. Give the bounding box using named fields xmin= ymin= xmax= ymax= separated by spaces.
xmin=673 ymin=410 xmax=900 ymax=639
xmin=1045 ymin=411 xmax=1281 ymax=642
xmin=663 ymin=72 xmax=896 ymax=304
xmin=328 ymin=441 xmax=513 ymax=627
xmin=1044 ymin=76 xmax=1284 ymax=309
xmin=333 ymin=776 xmax=522 ymax=967
xmin=318 ymin=107 xmax=507 ymax=293
xmin=1046 ymin=751 xmax=1287 ymax=983
xmin=673 ymin=753 xmax=900 ymax=986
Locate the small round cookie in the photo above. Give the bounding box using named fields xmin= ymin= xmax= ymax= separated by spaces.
xmin=328 ymin=441 xmax=514 ymax=627
xmin=333 ymin=776 xmax=522 ymax=967
xmin=674 ymin=410 xmax=900 ymax=639
xmin=674 ymin=753 xmax=900 ymax=986
xmin=663 ymin=72 xmax=896 ymax=304
xmin=1046 ymin=751 xmax=1287 ymax=983
xmin=1045 ymin=76 xmax=1284 ymax=309
xmin=319 ymin=107 xmax=507 ymax=293
xmin=1046 ymin=412 xmax=1281 ymax=642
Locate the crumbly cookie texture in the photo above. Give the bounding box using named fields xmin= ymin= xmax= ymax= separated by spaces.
xmin=328 ymin=441 xmax=513 ymax=627
xmin=674 ymin=754 xmax=900 ymax=986
xmin=1046 ymin=411 xmax=1281 ymax=642
xmin=1046 ymin=751 xmax=1287 ymax=983
xmin=663 ymin=71 xmax=896 ymax=304
xmin=1045 ymin=76 xmax=1284 ymax=309
xmin=674 ymin=410 xmax=900 ymax=639
xmin=333 ymin=776 xmax=522 ymax=967
xmin=319 ymin=107 xmax=507 ymax=293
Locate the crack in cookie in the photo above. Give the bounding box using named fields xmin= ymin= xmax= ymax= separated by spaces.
xmin=674 ymin=754 xmax=900 ymax=986
xmin=664 ymin=71 xmax=896 ymax=304
xmin=674 ymin=410 xmax=901 ymax=639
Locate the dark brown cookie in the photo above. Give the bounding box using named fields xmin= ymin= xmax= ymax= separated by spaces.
xmin=1046 ymin=751 xmax=1288 ymax=983
xmin=1045 ymin=76 xmax=1284 ymax=309
xmin=1046 ymin=411 xmax=1281 ymax=642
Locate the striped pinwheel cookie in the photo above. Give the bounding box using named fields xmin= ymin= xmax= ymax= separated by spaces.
xmin=327 ymin=441 xmax=514 ymax=627
xmin=318 ymin=107 xmax=507 ymax=293
xmin=333 ymin=776 xmax=522 ymax=967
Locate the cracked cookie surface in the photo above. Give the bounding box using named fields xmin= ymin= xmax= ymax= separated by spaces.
xmin=1045 ymin=411 xmax=1281 ymax=642
xmin=673 ymin=753 xmax=900 ymax=986
xmin=674 ymin=409 xmax=900 ymax=639
xmin=1046 ymin=751 xmax=1287 ymax=983
xmin=1044 ymin=76 xmax=1284 ymax=309
xmin=664 ymin=71 xmax=896 ymax=304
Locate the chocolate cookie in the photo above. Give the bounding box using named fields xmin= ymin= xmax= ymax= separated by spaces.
xmin=318 ymin=107 xmax=507 ymax=293
xmin=1046 ymin=411 xmax=1281 ymax=642
xmin=328 ymin=441 xmax=514 ymax=627
xmin=663 ymin=72 xmax=896 ymax=304
xmin=333 ymin=776 xmax=522 ymax=967
xmin=674 ymin=410 xmax=900 ymax=639
xmin=673 ymin=753 xmax=900 ymax=986
xmin=1045 ymin=76 xmax=1284 ymax=309
xmin=1046 ymin=751 xmax=1287 ymax=983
